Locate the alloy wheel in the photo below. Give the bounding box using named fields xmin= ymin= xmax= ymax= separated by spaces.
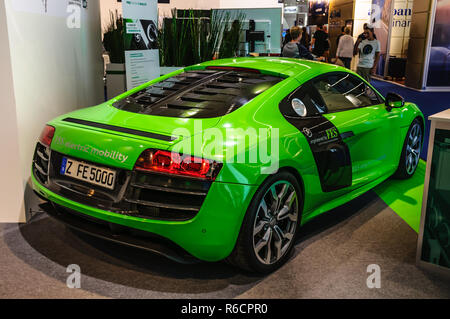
xmin=406 ymin=122 xmax=422 ymax=175
xmin=252 ymin=181 xmax=298 ymax=265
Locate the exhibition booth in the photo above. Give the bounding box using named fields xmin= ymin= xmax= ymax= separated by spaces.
xmin=0 ymin=0 xmax=449 ymax=299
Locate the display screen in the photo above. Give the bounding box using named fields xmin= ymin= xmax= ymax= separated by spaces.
xmin=308 ymin=0 xmax=329 ymax=25
xmin=421 ymin=129 xmax=450 ymax=268
xmin=426 ymin=0 xmax=450 ymax=87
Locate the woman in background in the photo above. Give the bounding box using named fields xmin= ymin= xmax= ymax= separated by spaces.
xmin=336 ymin=27 xmax=354 ymax=69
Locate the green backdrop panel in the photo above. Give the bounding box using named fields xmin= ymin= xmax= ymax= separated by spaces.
xmin=374 ymin=160 xmax=426 ymax=233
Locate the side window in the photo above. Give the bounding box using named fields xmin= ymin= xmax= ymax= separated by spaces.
xmin=279 ymin=82 xmax=328 ymax=118
xmin=360 ymin=80 xmax=384 ymax=105
xmin=295 ymin=82 xmax=328 ymax=115
xmin=312 ymin=73 xmax=383 ymax=113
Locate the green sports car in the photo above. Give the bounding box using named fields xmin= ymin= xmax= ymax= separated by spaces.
xmin=32 ymin=57 xmax=424 ymax=273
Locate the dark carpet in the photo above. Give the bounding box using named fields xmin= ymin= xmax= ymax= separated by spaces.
xmin=1 ymin=191 xmax=449 ymax=298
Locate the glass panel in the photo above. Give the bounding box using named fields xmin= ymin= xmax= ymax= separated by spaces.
xmin=421 ymin=129 xmax=450 ymax=268
xmin=313 ymin=73 xmax=382 ymax=112
xmin=282 ymin=83 xmax=327 ymax=118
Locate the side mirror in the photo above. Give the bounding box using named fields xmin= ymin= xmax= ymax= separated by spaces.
xmin=385 ymin=92 xmax=405 ymax=111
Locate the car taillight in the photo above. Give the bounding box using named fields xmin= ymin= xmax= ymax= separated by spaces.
xmin=39 ymin=125 xmax=55 ymax=147
xmin=135 ymin=149 xmax=222 ymax=180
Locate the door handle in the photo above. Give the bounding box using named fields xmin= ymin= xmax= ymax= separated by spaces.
xmin=340 ymin=131 xmax=354 ymax=140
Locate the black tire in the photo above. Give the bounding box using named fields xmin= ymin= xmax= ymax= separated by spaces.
xmin=393 ymin=118 xmax=423 ymax=179
xmin=227 ymin=171 xmax=302 ymax=274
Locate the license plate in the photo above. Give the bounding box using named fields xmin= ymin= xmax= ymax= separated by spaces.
xmin=60 ymin=157 xmax=116 ymax=190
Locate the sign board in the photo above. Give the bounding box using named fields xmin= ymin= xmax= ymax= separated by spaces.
xmin=123 ymin=0 xmax=160 ymax=90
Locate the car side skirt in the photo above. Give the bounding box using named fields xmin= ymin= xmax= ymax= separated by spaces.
xmin=301 ymin=170 xmax=394 ymax=224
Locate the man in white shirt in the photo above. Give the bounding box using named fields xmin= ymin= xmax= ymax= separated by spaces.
xmin=336 ymin=27 xmax=354 ymax=69
xmin=357 ymin=27 xmax=380 ymax=82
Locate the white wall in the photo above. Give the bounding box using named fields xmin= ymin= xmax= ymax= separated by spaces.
xmin=352 ymin=0 xmax=372 ymax=69
xmin=159 ymin=0 xmax=220 ymax=17
xmin=390 ymin=0 xmax=414 ymax=57
xmin=158 ymin=0 xmax=281 ymax=17
xmin=0 ymin=0 xmax=25 ymax=222
xmin=4 ymin=0 xmax=104 ymax=222
xmin=219 ymin=0 xmax=281 ymax=9
xmin=99 ymin=0 xmax=281 ymax=23
xmin=100 ymin=1 xmax=219 ymax=29
xmin=100 ymin=0 xmax=222 ymax=24
xmin=353 ymin=0 xmax=372 ymax=38
xmin=100 ymin=0 xmax=123 ymax=31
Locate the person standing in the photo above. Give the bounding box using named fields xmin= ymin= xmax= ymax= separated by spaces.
xmin=353 ymin=23 xmax=377 ymax=56
xmin=282 ymin=26 xmax=315 ymax=60
xmin=300 ymin=27 xmax=310 ymax=48
xmin=336 ymin=27 xmax=354 ymax=69
xmin=356 ymin=27 xmax=380 ymax=82
xmin=336 ymin=26 xmax=346 ymax=48
xmin=311 ymin=24 xmax=330 ymax=61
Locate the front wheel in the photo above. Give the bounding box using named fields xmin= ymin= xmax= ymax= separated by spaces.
xmin=394 ymin=118 xmax=423 ymax=179
xmin=227 ymin=171 xmax=301 ymax=273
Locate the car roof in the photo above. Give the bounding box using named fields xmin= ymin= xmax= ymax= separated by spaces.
xmin=190 ymin=57 xmax=347 ymax=80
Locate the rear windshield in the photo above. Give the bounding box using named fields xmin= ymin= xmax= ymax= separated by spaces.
xmin=113 ymin=69 xmax=283 ymax=118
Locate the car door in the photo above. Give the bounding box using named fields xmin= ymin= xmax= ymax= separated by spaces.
xmin=311 ymin=72 xmax=401 ymax=190
xmin=279 ymin=80 xmax=354 ymax=201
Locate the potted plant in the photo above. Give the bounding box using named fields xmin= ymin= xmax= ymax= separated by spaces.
xmin=158 ymin=9 xmax=246 ymax=75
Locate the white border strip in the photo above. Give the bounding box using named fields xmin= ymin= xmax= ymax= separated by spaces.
xmin=422 ymin=0 xmax=438 ymax=89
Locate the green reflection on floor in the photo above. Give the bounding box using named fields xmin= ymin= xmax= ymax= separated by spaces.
xmin=374 ymin=161 xmax=426 ymax=233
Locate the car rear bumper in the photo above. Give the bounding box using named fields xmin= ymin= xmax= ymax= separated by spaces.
xmin=38 ymin=200 xmax=199 ymax=264
xmin=31 ymin=170 xmax=257 ymax=262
